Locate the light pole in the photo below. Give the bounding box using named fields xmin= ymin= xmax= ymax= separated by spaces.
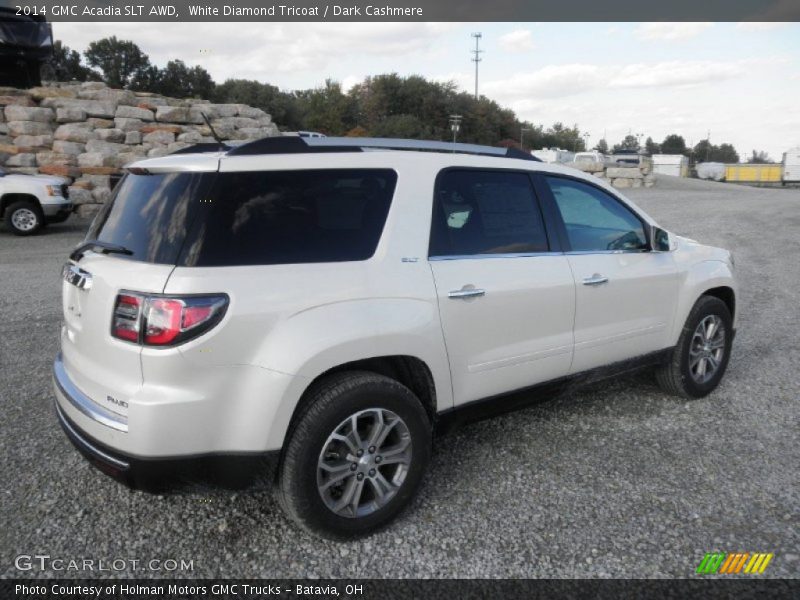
xmin=520 ymin=127 xmax=533 ymax=150
xmin=449 ymin=114 xmax=462 ymax=144
xmin=582 ymin=132 xmax=590 ymax=151
xmin=636 ymin=132 xmax=644 ymax=151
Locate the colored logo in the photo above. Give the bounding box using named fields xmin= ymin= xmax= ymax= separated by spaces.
xmin=696 ymin=552 xmax=774 ymax=575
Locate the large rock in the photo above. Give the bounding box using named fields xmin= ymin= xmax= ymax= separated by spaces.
xmin=78 ymin=152 xmax=115 ymax=168
xmin=54 ymin=123 xmax=94 ymax=143
xmin=86 ymin=117 xmax=114 ymax=129
xmin=572 ymin=161 xmax=605 ymax=173
xmin=143 ymin=130 xmax=175 ymax=145
xmin=41 ymin=98 xmax=117 ymax=119
xmin=155 ymin=106 xmax=203 ymax=124
xmin=91 ymin=187 xmax=113 ymax=203
xmin=53 ymin=140 xmax=86 ymax=155
xmin=606 ymin=167 xmax=643 ymax=179
xmin=6 ymin=153 xmax=36 ymax=167
xmin=36 ymin=151 xmax=76 ymax=167
xmin=124 ymin=131 xmax=142 ymax=145
xmin=0 ymin=95 xmax=34 ymax=107
xmin=56 ymin=107 xmax=87 ymax=123
xmin=611 ymin=178 xmax=632 ymax=188
xmin=77 ymin=88 xmax=138 ymax=105
xmin=5 ymin=106 xmax=55 ymax=123
xmin=200 ymin=104 xmax=239 ymax=118
xmin=7 ymin=120 xmax=53 ymax=136
xmin=114 ymin=117 xmax=144 ymax=132
xmin=28 ymin=86 xmax=77 ymax=101
xmin=67 ymin=187 xmax=94 ymax=205
xmin=13 ymin=134 xmax=53 ymax=149
xmin=95 ymin=128 xmax=125 ymax=143
xmin=116 ymin=105 xmax=155 ymax=121
xmin=86 ymin=139 xmax=127 ymax=155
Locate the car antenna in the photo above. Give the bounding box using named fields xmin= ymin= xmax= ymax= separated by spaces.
xmin=201 ymin=112 xmax=225 ymax=150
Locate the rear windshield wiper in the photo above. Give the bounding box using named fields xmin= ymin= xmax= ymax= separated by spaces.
xmin=70 ymin=240 xmax=134 ymax=262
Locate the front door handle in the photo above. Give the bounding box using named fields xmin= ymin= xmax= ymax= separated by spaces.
xmin=448 ymin=287 xmax=486 ymax=299
xmin=582 ymin=274 xmax=609 ymax=286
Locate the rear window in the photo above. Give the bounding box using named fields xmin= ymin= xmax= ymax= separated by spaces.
xmin=179 ymin=169 xmax=396 ymax=266
xmin=89 ymin=169 xmax=397 ymax=267
xmin=88 ymin=172 xmax=212 ymax=264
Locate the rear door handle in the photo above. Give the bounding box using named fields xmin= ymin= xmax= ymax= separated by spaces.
xmin=582 ymin=274 xmax=609 ymax=286
xmin=448 ymin=287 xmax=486 ymax=299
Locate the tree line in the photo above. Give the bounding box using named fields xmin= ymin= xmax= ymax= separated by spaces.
xmin=47 ymin=36 xmax=769 ymax=163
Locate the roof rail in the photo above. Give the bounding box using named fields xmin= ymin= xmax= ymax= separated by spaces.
xmin=226 ymin=136 xmax=541 ymax=161
xmin=170 ymin=142 xmax=234 ymax=155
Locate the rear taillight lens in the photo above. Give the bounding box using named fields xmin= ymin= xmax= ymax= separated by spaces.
xmin=111 ymin=293 xmax=228 ymax=347
xmin=112 ymin=293 xmax=143 ymax=341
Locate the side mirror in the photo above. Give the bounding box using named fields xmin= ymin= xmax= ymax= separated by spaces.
xmin=651 ymin=227 xmax=672 ymax=252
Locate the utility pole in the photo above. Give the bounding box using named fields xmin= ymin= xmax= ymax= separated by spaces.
xmin=471 ymin=32 xmax=483 ymax=100
xmin=449 ymin=114 xmax=462 ymax=145
xmin=706 ymin=130 xmax=711 ymax=161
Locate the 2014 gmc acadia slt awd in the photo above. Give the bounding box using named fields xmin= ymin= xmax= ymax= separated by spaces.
xmin=54 ymin=137 xmax=737 ymax=539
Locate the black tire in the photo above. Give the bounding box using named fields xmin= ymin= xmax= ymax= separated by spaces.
xmin=656 ymin=295 xmax=733 ymax=398
xmin=4 ymin=200 xmax=44 ymax=236
xmin=277 ymin=371 xmax=432 ymax=540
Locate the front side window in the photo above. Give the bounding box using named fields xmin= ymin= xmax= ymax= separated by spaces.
xmin=180 ymin=169 xmax=396 ymax=267
xmin=429 ymin=170 xmax=548 ymax=257
xmin=545 ymin=176 xmax=647 ymax=252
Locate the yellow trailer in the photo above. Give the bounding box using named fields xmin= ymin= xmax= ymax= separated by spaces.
xmin=725 ymin=164 xmax=782 ymax=183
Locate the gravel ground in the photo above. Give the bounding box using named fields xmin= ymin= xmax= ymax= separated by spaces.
xmin=0 ymin=175 xmax=798 ymax=579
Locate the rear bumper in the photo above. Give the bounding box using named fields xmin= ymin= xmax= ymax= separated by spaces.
xmin=53 ymin=354 xmax=279 ymax=488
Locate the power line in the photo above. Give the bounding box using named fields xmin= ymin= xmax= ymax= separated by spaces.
xmin=471 ymin=32 xmax=483 ymax=100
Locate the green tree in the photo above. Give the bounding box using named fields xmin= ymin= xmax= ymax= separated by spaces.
xmin=149 ymin=60 xmax=215 ymax=99
xmin=295 ymin=79 xmax=357 ymax=136
xmin=613 ymin=134 xmax=640 ymax=153
xmin=84 ymin=36 xmax=151 ymax=88
xmin=715 ymin=143 xmax=739 ymax=163
xmin=749 ymin=150 xmax=772 ymax=163
xmin=595 ymin=138 xmax=609 ymax=154
xmin=644 ymin=136 xmax=660 ymax=155
xmin=692 ymin=140 xmax=739 ymax=164
xmin=47 ymin=41 xmax=99 ymax=82
xmin=660 ymin=134 xmax=688 ymax=155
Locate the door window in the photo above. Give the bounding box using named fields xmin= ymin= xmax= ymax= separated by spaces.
xmin=429 ymin=170 xmax=548 ymax=257
xmin=545 ymin=176 xmax=647 ymax=252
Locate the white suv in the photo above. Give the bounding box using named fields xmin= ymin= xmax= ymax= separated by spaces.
xmin=54 ymin=137 xmax=737 ymax=539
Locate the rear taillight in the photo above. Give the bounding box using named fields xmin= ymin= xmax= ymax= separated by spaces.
xmin=111 ymin=292 xmax=228 ymax=347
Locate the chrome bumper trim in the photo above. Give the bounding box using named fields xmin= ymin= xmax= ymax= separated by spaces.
xmin=53 ymin=352 xmax=129 ymax=433
xmin=55 ymin=401 xmax=130 ymax=470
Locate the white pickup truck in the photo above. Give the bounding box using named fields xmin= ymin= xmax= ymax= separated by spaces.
xmin=0 ymin=167 xmax=72 ymax=235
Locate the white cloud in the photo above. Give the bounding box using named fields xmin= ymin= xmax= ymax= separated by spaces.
xmin=54 ymin=22 xmax=458 ymax=82
xmin=498 ymin=29 xmax=535 ymax=53
xmin=635 ymin=22 xmax=713 ymax=41
xmin=735 ymin=22 xmax=788 ymax=31
xmin=483 ymin=59 xmax=764 ymax=101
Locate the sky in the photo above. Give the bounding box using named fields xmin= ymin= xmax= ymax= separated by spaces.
xmin=54 ymin=22 xmax=800 ymax=160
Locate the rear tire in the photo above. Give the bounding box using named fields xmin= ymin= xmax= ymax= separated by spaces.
xmin=5 ymin=200 xmax=44 ymax=236
xmin=277 ymin=371 xmax=431 ymax=540
xmin=656 ymin=295 xmax=733 ymax=398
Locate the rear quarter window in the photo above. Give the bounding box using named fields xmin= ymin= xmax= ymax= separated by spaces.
xmin=179 ymin=169 xmax=397 ymax=267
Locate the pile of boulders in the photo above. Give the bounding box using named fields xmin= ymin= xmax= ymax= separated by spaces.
xmin=570 ymin=161 xmax=656 ymax=188
xmin=0 ymin=82 xmax=280 ymax=217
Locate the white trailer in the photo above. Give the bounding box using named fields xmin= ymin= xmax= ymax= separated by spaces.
xmin=652 ymin=154 xmax=689 ymax=177
xmin=783 ymin=147 xmax=800 ymax=183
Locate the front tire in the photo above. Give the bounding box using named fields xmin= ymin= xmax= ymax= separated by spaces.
xmin=277 ymin=371 xmax=431 ymax=540
xmin=5 ymin=200 xmax=44 ymax=236
xmin=656 ymin=295 xmax=733 ymax=398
